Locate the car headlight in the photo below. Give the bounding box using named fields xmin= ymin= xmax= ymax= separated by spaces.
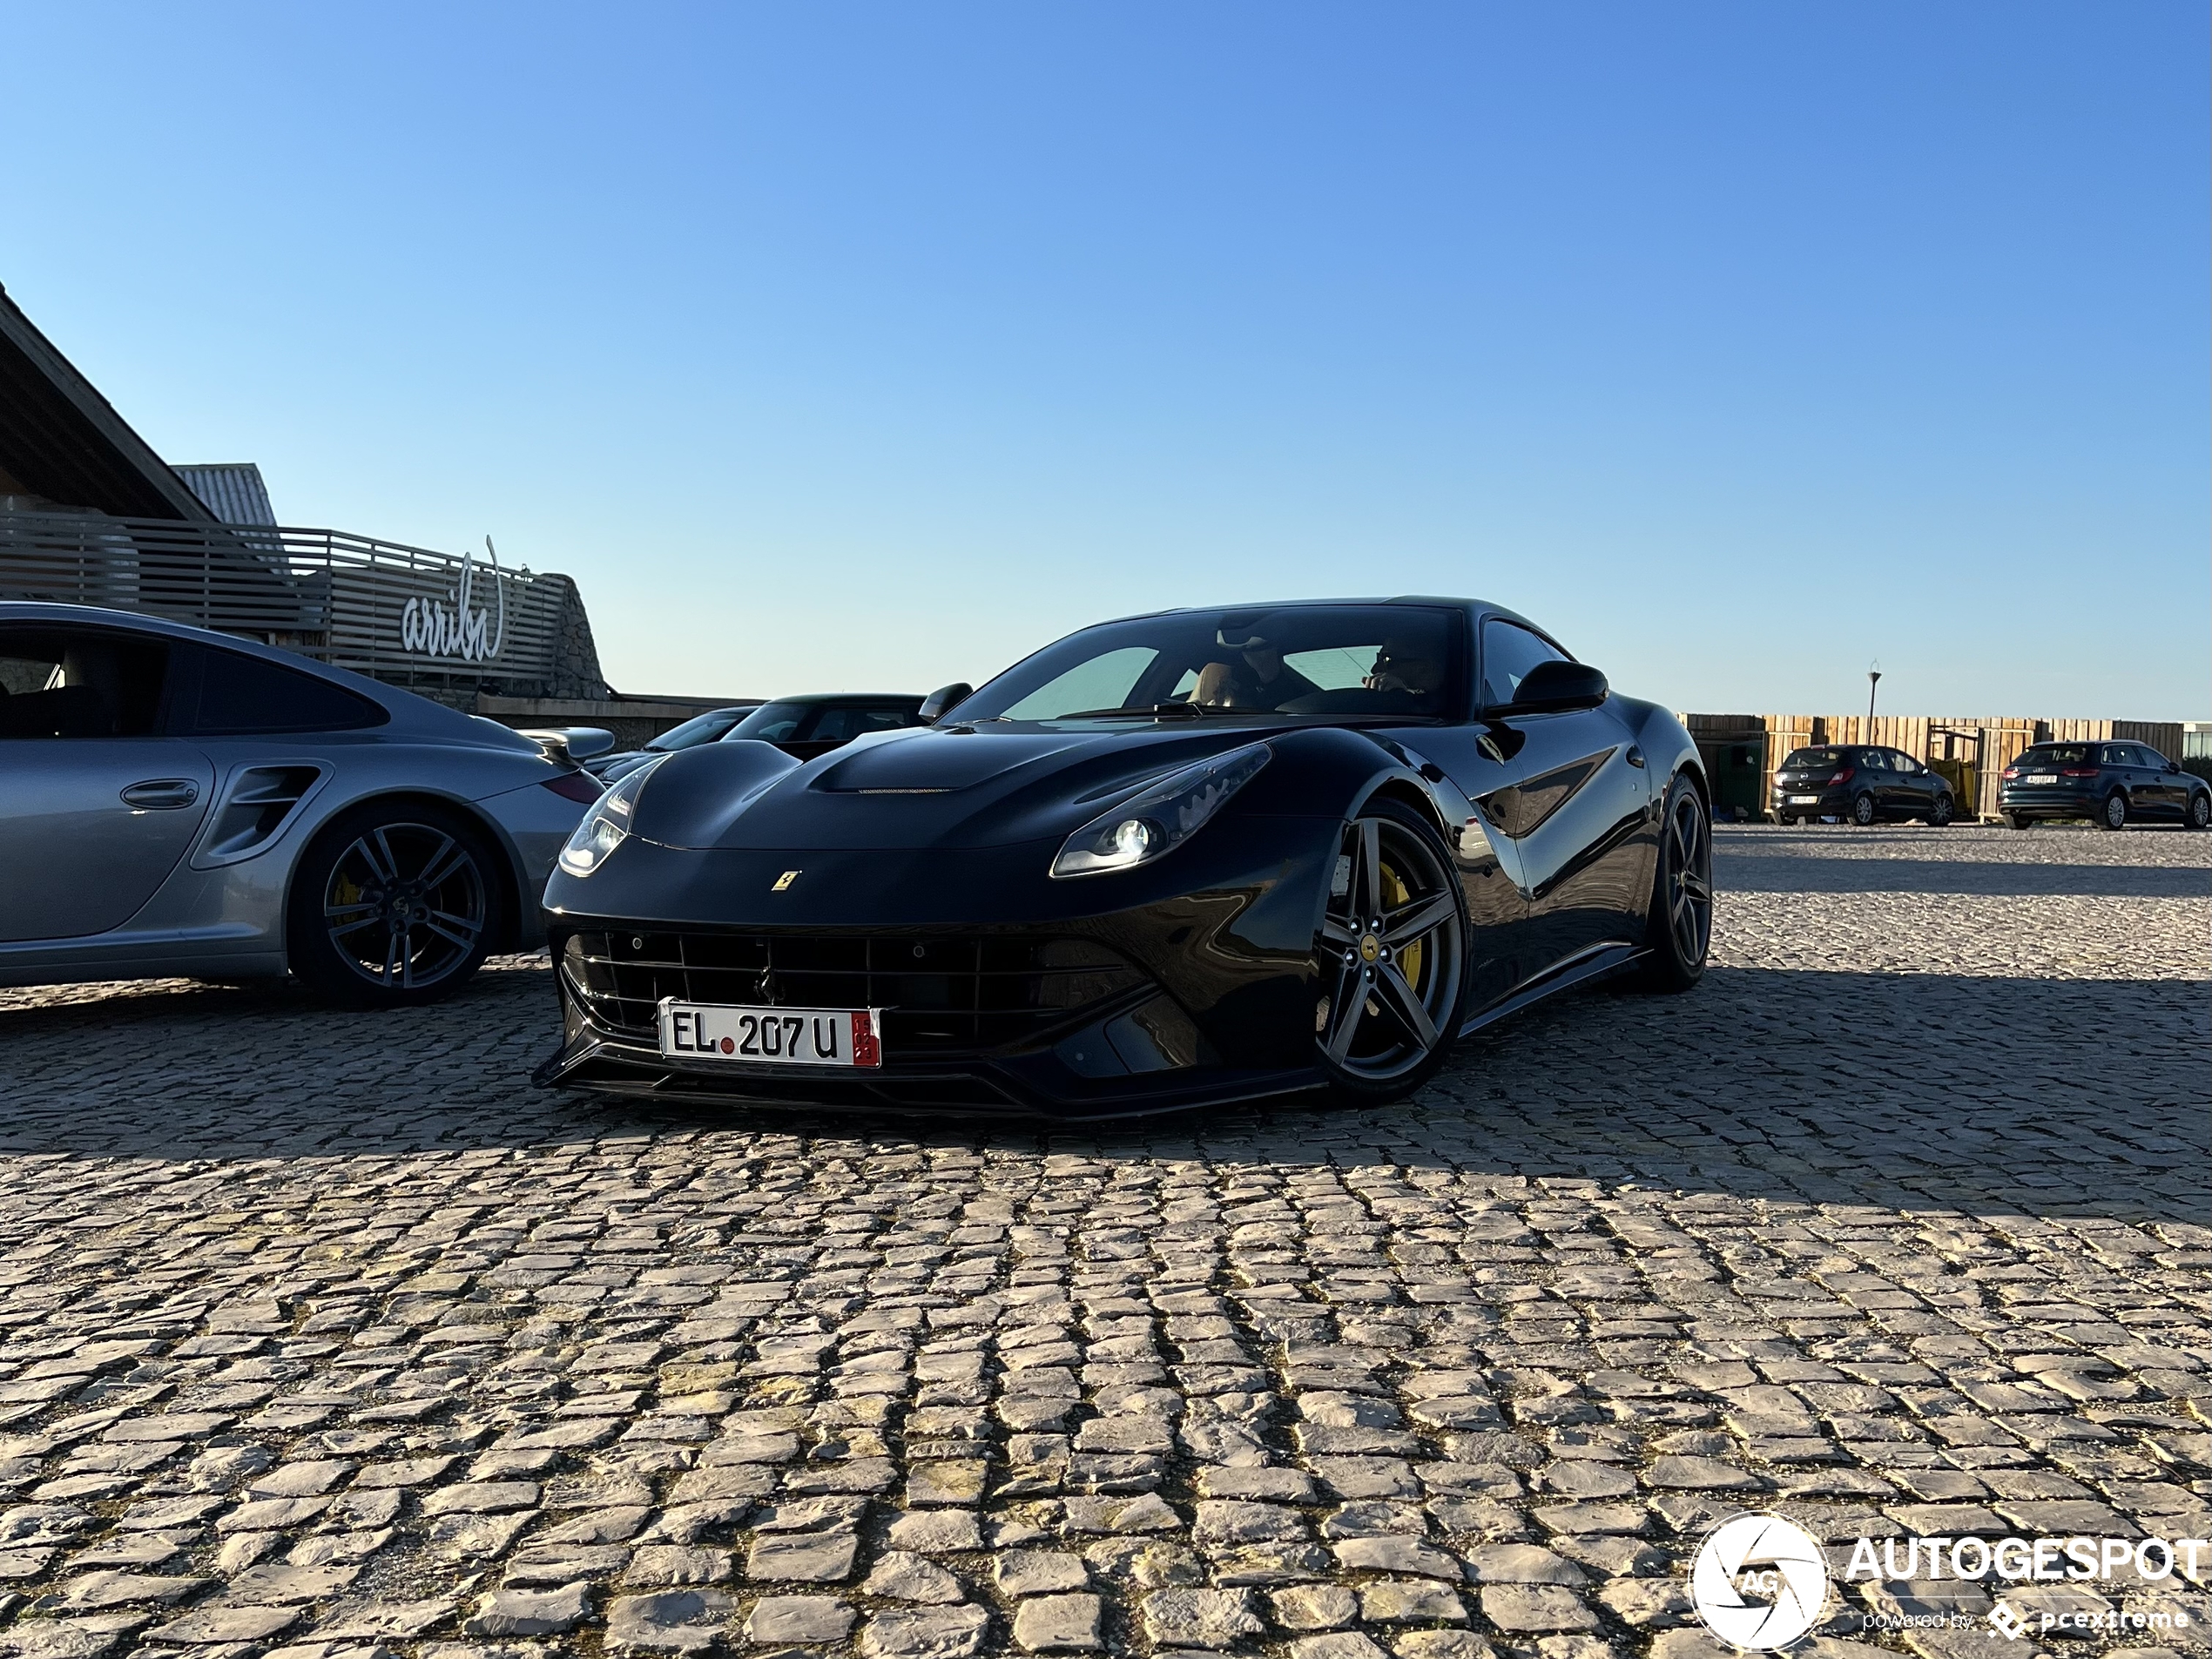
xmin=558 ymin=760 xmax=656 ymax=876
xmin=1051 ymin=742 xmax=1271 ymax=878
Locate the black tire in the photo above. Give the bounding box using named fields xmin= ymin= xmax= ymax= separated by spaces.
xmin=2006 ymin=813 xmax=2031 ymax=830
xmin=2189 ymin=792 xmax=2211 ymax=831
xmin=1313 ymin=798 xmax=1468 ymax=1104
xmin=2100 ymin=792 xmax=2128 ymax=832
xmin=1927 ymin=794 xmax=1954 ymax=827
xmin=287 ymin=801 xmax=503 ymax=1007
xmin=1631 ymin=774 xmax=1712 ymax=995
xmin=1851 ymin=792 xmax=1878 ymax=827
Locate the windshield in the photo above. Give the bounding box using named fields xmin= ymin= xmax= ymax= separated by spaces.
xmin=956 ymin=605 xmax=1460 ymax=725
xmin=2016 ymin=745 xmax=2094 ymax=767
xmin=1780 ymin=748 xmax=1847 ymax=770
xmin=648 ymin=708 xmax=748 ymax=751
xmin=725 ymin=701 xmax=813 ymax=744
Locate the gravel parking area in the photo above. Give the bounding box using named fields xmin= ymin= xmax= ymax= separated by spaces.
xmin=0 ymin=824 xmax=2202 ymax=1659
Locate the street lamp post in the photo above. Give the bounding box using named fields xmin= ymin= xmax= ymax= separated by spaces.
xmin=1867 ymin=664 xmax=1882 ymax=728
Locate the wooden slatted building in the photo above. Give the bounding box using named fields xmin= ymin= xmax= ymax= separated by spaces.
xmin=0 ymin=281 xmax=610 ymax=708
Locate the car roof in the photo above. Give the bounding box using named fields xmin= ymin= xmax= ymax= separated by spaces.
xmin=0 ymin=599 xmax=532 ymax=749
xmin=1081 ymin=596 xmax=1549 ymax=635
xmin=757 ymin=691 xmax=922 ymax=705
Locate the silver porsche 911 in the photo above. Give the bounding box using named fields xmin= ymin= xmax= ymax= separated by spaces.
xmin=1 ymin=602 xmax=607 ymax=1004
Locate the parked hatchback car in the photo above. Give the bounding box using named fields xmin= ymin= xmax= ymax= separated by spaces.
xmin=2000 ymin=741 xmax=2211 ymax=831
xmin=721 ymin=693 xmax=927 ymax=761
xmin=1772 ymin=745 xmax=1955 ymax=826
xmin=589 ymin=705 xmax=763 ymax=785
xmin=0 ymin=602 xmax=607 ymax=1004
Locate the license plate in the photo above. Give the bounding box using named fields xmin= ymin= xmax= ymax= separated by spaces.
xmin=658 ymin=1000 xmax=883 ymax=1068
xmin=2024 ymin=773 xmax=2057 ymax=785
xmin=1789 ymin=794 xmax=1819 ymax=805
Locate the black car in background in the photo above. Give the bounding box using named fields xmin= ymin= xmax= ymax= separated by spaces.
xmin=589 ymin=705 xmax=762 ymax=785
xmin=2000 ymin=741 xmax=2211 ymax=831
xmin=722 ymin=693 xmax=927 ymax=762
xmin=1772 ymin=745 xmax=1955 ymax=826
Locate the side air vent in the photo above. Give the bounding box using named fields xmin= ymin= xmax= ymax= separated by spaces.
xmin=196 ymin=765 xmax=326 ymax=865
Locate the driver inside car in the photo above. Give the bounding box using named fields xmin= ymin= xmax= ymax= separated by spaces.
xmin=1363 ymin=635 xmax=1444 ymax=701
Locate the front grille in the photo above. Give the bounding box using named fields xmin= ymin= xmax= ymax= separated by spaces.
xmin=562 ymin=930 xmax=1150 ymax=1057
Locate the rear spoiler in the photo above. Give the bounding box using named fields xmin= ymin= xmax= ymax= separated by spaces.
xmin=518 ymin=726 xmax=616 ymax=765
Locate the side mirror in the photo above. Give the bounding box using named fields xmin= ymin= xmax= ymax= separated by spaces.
xmin=918 ymin=682 xmax=974 ymax=725
xmin=1496 ymin=660 xmax=1608 ymax=715
xmin=2167 ymin=760 xmax=2181 ymax=773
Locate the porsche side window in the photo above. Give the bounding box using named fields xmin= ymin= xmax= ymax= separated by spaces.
xmin=191 ymin=648 xmax=386 ymax=735
xmin=0 ymin=626 xmax=168 ymax=739
xmin=1001 ymin=647 xmax=1159 ymax=720
xmin=1479 ymin=620 xmax=1567 ymax=711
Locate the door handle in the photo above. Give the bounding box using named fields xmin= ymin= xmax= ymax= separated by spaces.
xmin=121 ymin=779 xmax=200 ymax=810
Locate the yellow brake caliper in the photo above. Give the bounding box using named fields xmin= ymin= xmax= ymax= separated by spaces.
xmin=1380 ymin=861 xmax=1423 ymax=990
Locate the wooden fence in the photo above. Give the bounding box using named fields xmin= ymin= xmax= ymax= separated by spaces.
xmin=1683 ymin=713 xmax=2188 ymax=822
xmin=0 ymin=509 xmax=590 ymax=702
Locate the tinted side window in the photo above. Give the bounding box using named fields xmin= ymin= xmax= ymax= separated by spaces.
xmin=192 ymin=648 xmax=386 ymax=735
xmin=0 ymin=626 xmax=168 ymax=738
xmin=1479 ymin=620 xmax=1568 ymax=711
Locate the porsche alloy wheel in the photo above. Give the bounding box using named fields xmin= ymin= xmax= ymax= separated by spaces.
xmin=1314 ymin=799 xmax=1467 ymax=1103
xmin=290 ymin=804 xmax=499 ymax=1006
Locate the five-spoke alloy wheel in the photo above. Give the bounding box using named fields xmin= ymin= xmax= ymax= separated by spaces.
xmin=1634 ymin=776 xmax=1712 ymax=993
xmin=289 ymin=803 xmax=502 ymax=1005
xmin=1313 ymin=799 xmax=1467 ymax=1103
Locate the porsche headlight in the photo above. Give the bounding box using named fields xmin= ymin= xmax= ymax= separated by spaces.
xmin=1051 ymin=742 xmax=1271 ymax=879
xmin=558 ymin=761 xmax=655 ymax=876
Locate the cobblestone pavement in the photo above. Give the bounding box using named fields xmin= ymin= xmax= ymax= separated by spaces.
xmin=0 ymin=824 xmax=2202 ymax=1659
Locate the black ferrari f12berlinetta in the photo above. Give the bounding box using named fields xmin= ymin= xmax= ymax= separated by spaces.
xmin=537 ymin=597 xmax=1710 ymax=1117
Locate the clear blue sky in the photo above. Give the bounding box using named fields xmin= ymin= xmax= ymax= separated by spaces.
xmin=4 ymin=3 xmax=2204 ymax=717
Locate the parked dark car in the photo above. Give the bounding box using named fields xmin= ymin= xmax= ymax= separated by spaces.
xmin=536 ymin=597 xmax=1711 ymax=1119
xmin=589 ymin=705 xmax=763 ymax=784
xmin=720 ymin=694 xmax=927 ymax=762
xmin=1773 ymin=745 xmax=1955 ymax=826
xmin=2000 ymin=741 xmax=2211 ymax=831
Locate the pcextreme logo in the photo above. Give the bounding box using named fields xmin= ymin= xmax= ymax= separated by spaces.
xmin=1691 ymin=1512 xmax=1831 ymax=1650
